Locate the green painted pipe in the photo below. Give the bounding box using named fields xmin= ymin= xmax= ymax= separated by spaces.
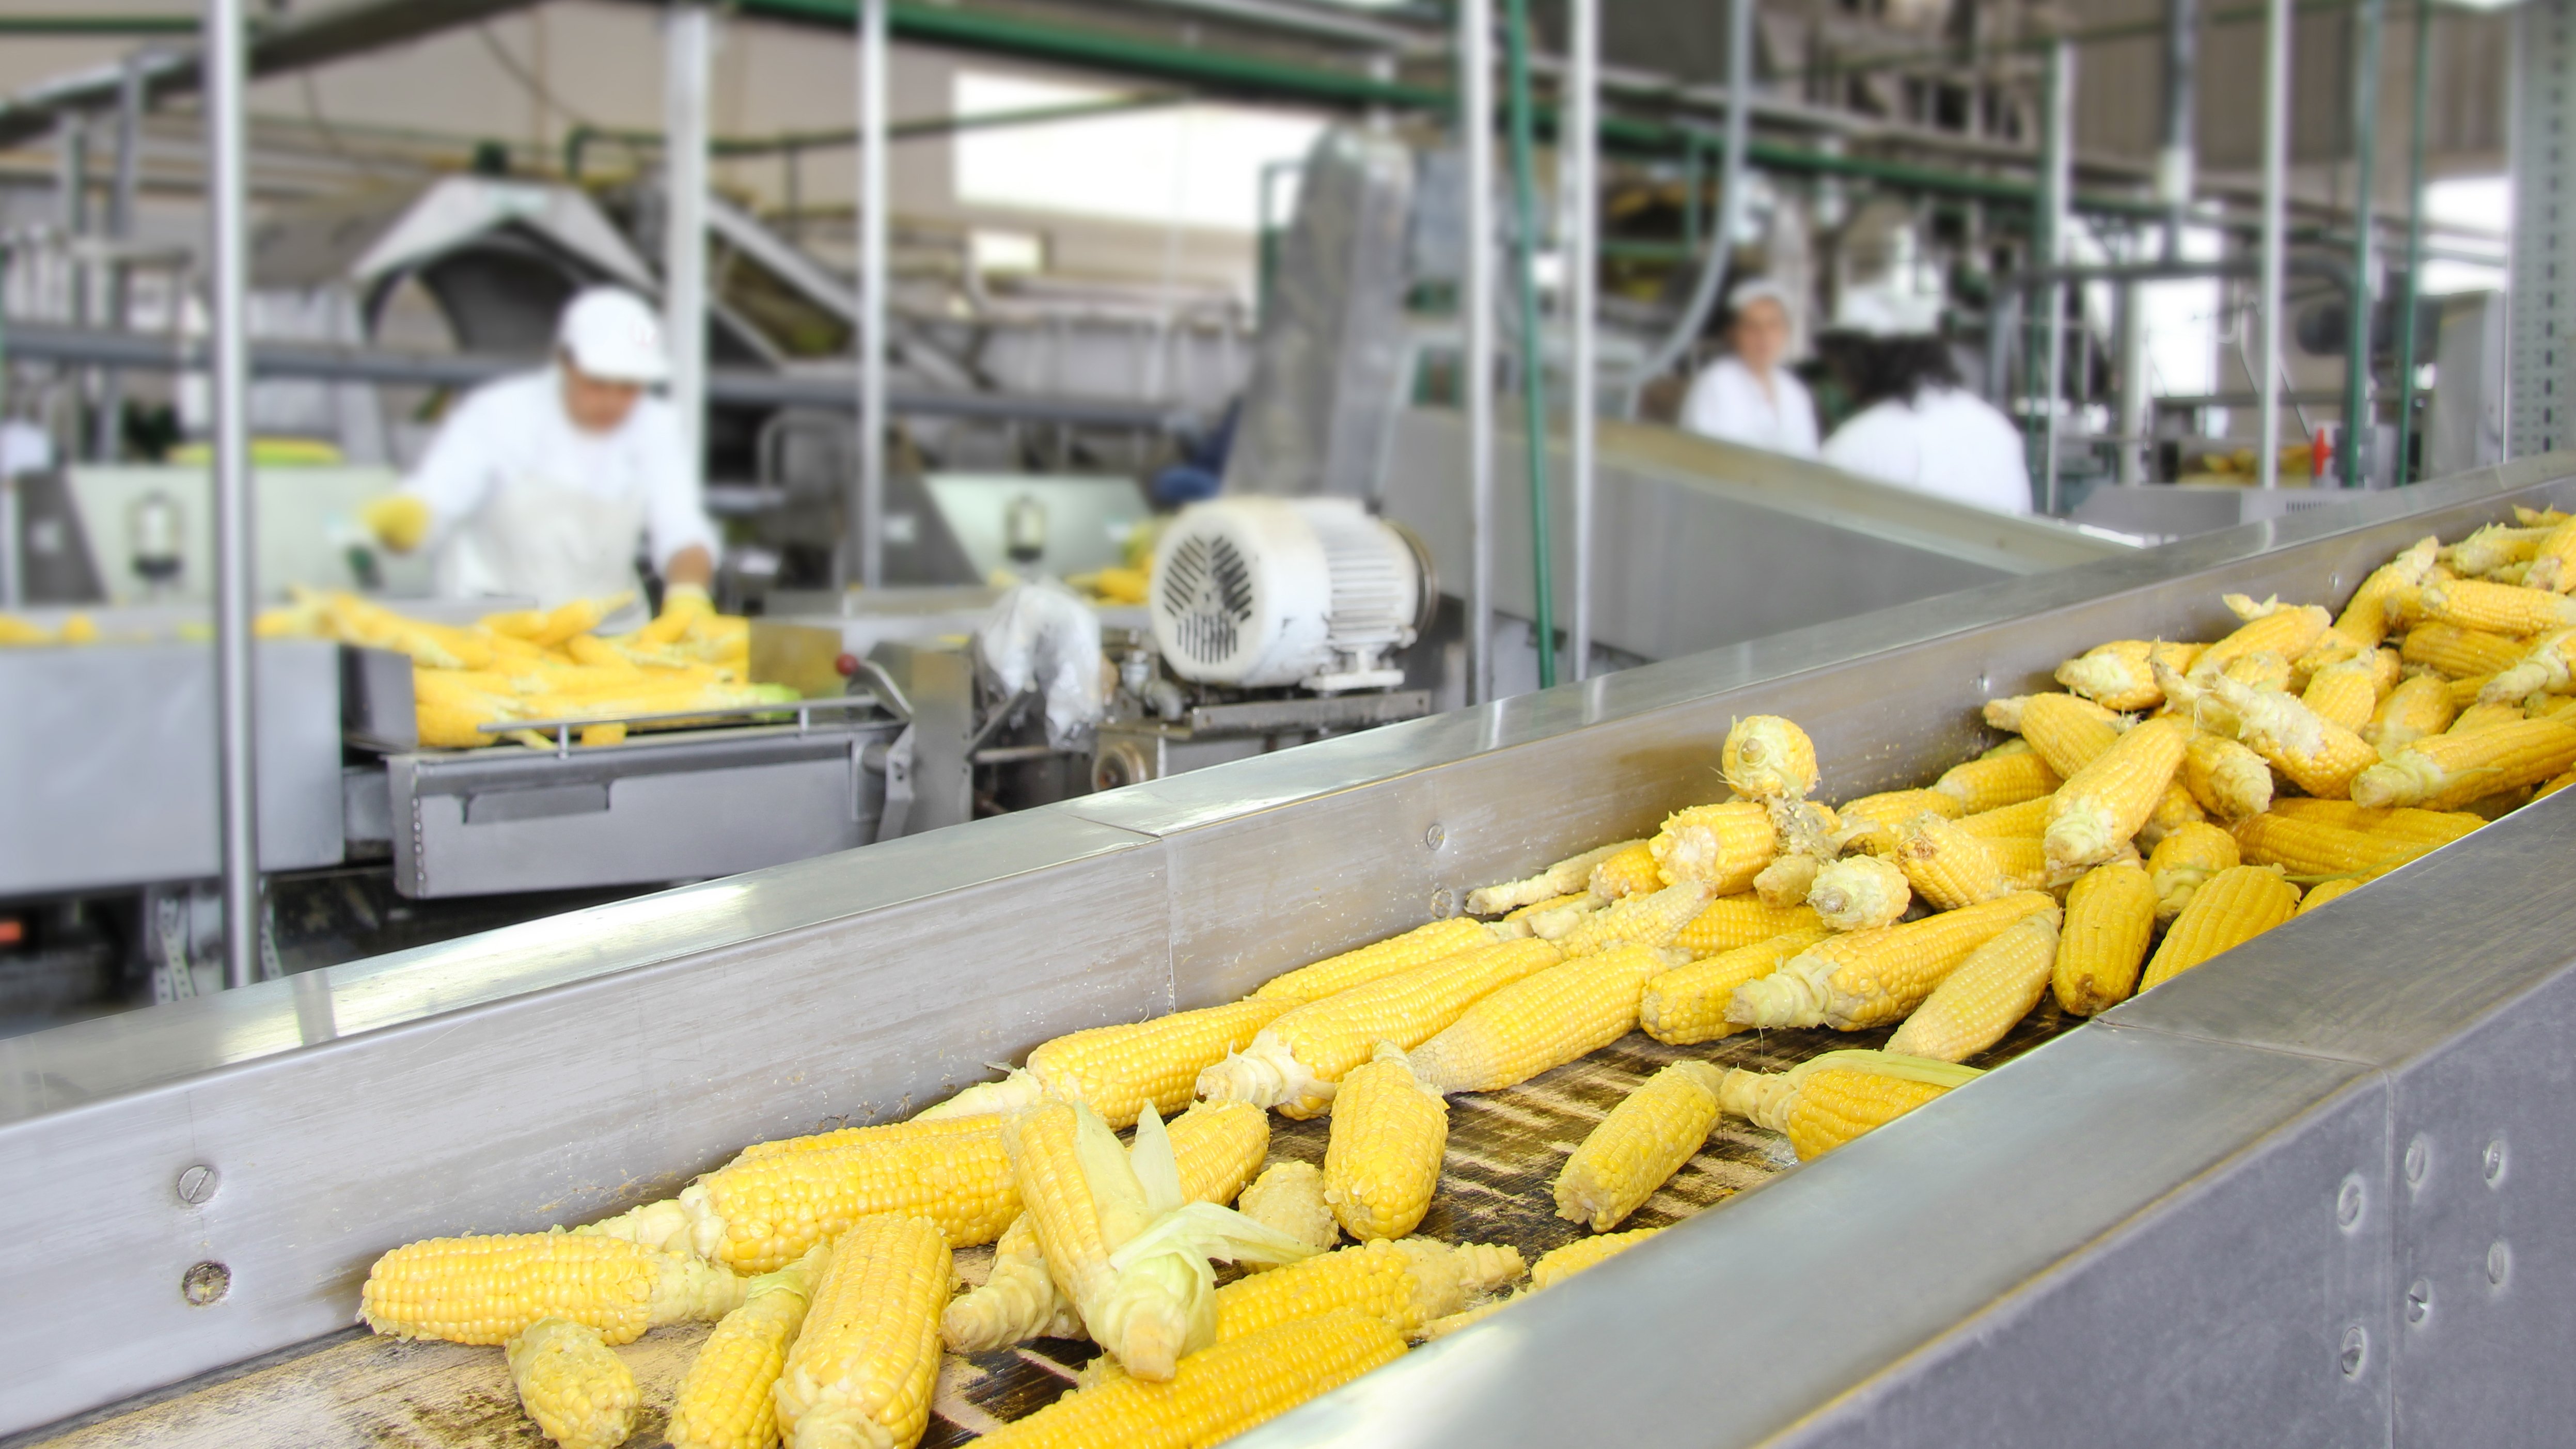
xmin=1500 ymin=0 xmax=1556 ymax=688
xmin=0 ymin=15 xmax=199 ymax=35
xmin=560 ymin=91 xmax=1188 ymax=182
xmin=2343 ymin=0 xmax=2384 ymax=489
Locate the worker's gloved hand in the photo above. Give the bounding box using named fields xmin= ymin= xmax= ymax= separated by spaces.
xmin=360 ymin=494 xmax=432 ymax=554
xmin=659 ymin=582 xmax=713 ymax=623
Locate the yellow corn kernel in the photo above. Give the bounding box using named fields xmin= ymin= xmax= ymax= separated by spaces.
xmin=1884 ymin=914 xmax=2061 ymax=1063
xmin=2424 ymin=578 xmax=2576 ymax=636
xmin=1647 ymin=802 xmax=1779 ymax=893
xmin=2147 ymin=820 xmax=2241 ymax=922
xmin=771 ymin=1215 xmax=952 ymax=1449
xmin=1639 ymin=926 xmax=1833 ymax=1044
xmin=1722 ymin=715 xmax=1818 ymax=800
xmin=2480 ymin=630 xmax=2576 ymax=702
xmin=1987 ymin=693 xmax=2125 ymax=777
xmin=1213 ymin=1238 xmax=1519 ymax=1341
xmin=2138 ymin=865 xmax=2302 ymax=990
xmin=1894 ymin=813 xmax=2013 ymax=910
xmin=1588 ymin=841 xmax=1666 ymax=900
xmin=2051 ymin=861 xmax=2158 ymax=1015
xmin=1529 ymin=1226 xmax=1663 ymax=1289
xmin=1934 ymin=751 xmax=2063 ymax=814
xmin=2194 ymin=598 xmax=2332 ymax=680
xmin=1252 ymin=918 xmax=1497 ymax=1005
xmin=1236 ymin=1161 xmax=1339 ymax=1256
xmin=2139 ymin=778 xmax=2210 ymax=850
xmin=1670 ymin=893 xmax=1823 ymax=955
xmin=1954 ymin=794 xmax=2055 ymax=840
xmin=1465 ymin=839 xmax=1646 ymax=915
xmin=1198 ymin=938 xmax=1562 ymax=1117
xmin=1753 ymin=853 xmax=1825 ymax=909
xmin=930 ymin=998 xmax=1290 ymax=1128
xmin=2056 ymin=639 xmax=2201 ymax=710
xmin=2445 ymin=522 xmax=2551 ymax=576
xmin=668 ymin=1247 xmax=826 ymax=1449
xmin=2402 ymin=622 xmax=2533 ymax=680
xmin=2526 ymin=518 xmax=2576 ymax=591
xmin=2336 ymin=537 xmax=2440 ymax=646
xmin=2352 ymin=717 xmax=2576 ymax=809
xmin=506 ymin=1317 xmax=638 ymax=1449
xmin=360 ymin=1233 xmax=745 ymax=1346
xmin=970 ymin=1311 xmax=1406 ymax=1449
xmin=1553 ymin=1061 xmax=1725 ymax=1231
xmin=2180 ymin=732 xmax=2274 ymax=822
xmin=2231 ymin=813 xmax=2452 ymax=877
xmin=2045 ymin=715 xmax=2192 ymax=868
xmin=1560 ymin=880 xmax=1717 ymax=957
xmin=2449 ymin=700 xmax=2528 ymax=734
xmin=1321 ymin=1046 xmax=1448 ymax=1241
xmin=2302 ymin=658 xmax=2382 ymax=734
xmin=2294 ymin=877 xmax=2368 ymax=916
xmin=1408 ymin=944 xmax=1679 ymax=1095
xmin=2537 ymin=767 xmax=2576 ymax=799
xmin=2206 ymin=676 xmax=2377 ymax=800
xmin=1835 ymin=788 xmax=1966 ymax=856
xmin=1805 ymin=855 xmax=1911 ymax=933
xmin=1729 ymin=892 xmax=2062 ymax=1031
xmin=2221 ymin=652 xmax=2294 ymax=692
xmin=2367 ymin=673 xmax=2458 ymax=751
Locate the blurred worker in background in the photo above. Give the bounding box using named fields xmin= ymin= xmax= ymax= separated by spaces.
xmin=360 ymin=286 xmax=717 ymax=629
xmin=1821 ymin=334 xmax=2031 ymax=515
xmin=1679 ymin=278 xmax=1818 ymax=458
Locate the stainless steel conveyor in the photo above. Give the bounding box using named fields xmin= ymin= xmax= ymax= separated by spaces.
xmin=7 ymin=455 xmax=2576 ymax=1448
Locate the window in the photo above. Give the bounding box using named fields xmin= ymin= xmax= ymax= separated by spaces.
xmin=2422 ymin=176 xmax=2509 ymax=296
xmin=952 ymin=73 xmax=1327 ymax=232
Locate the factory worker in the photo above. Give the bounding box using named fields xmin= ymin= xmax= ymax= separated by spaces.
xmin=1820 ymin=334 xmax=2033 ymax=516
xmin=360 ymin=286 xmax=718 ymax=626
xmin=1678 ymin=277 xmax=1819 ymax=458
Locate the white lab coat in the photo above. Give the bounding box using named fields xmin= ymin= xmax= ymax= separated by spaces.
xmin=1821 ymin=387 xmax=2034 ymax=516
xmin=401 ymin=368 xmax=718 ymax=608
xmin=1679 ymin=355 xmax=1819 ymax=458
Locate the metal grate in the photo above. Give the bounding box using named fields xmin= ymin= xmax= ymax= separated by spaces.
xmin=2511 ymin=0 xmax=2576 ymax=458
xmin=1158 ymin=532 xmax=1254 ymax=669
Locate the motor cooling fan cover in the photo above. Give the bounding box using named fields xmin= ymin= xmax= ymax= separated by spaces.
xmin=1149 ymin=497 xmax=1419 ymax=690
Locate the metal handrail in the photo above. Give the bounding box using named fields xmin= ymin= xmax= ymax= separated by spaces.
xmin=474 ymin=695 xmax=890 ymax=759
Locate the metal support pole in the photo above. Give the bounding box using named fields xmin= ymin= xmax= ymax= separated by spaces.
xmin=1462 ymin=0 xmax=1495 ymax=704
xmin=664 ymin=4 xmax=712 ymax=470
xmin=203 ymin=0 xmax=258 ymax=992
xmin=2342 ymin=0 xmax=2385 ymax=488
xmin=2036 ymin=40 xmax=2072 ymax=514
xmin=96 ymin=54 xmax=144 ymax=465
xmin=1501 ymin=0 xmax=1556 ymax=690
xmin=2160 ymin=0 xmax=2198 ymax=260
xmin=1565 ymin=0 xmax=1597 ymax=681
xmin=2115 ymin=272 xmax=2149 ymax=483
xmin=856 ymin=0 xmax=889 ymax=590
xmin=1715 ymin=0 xmax=1754 ymax=288
xmin=2393 ymin=0 xmax=2432 ymax=485
xmin=2257 ymin=0 xmax=2292 ymax=489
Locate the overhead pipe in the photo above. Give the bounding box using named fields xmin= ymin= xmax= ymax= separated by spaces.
xmin=2257 ymin=0 xmax=2294 ymax=489
xmin=1462 ymin=0 xmax=1495 ymax=706
xmin=1500 ymin=0 xmax=1556 ymax=690
xmin=2392 ymin=0 xmax=2434 ymax=486
xmin=2341 ymin=0 xmax=2385 ymax=489
xmin=202 ymin=0 xmax=259 ymax=991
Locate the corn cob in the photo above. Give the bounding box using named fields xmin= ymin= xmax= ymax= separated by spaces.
xmin=1955 ymin=794 xmax=2056 ymax=840
xmin=2525 ymin=517 xmax=2576 ymax=591
xmin=2402 ymin=622 xmax=2533 ymax=680
xmin=971 ymin=1311 xmax=1406 ymax=1449
xmin=1590 ymin=841 xmax=1665 ymax=899
xmin=1528 ymin=1225 xmax=1663 ymax=1289
xmin=1465 ymin=840 xmax=1645 ymax=916
xmin=360 ymin=1233 xmax=746 ymax=1346
xmin=927 ymin=998 xmax=1288 ymax=1128
xmin=1322 ymin=1045 xmax=1448 ymax=1241
xmin=1237 ymin=1162 xmax=1339 ymax=1256
xmin=2337 ymin=537 xmax=2440 ymax=646
xmin=2138 ymin=865 xmax=2302 ymax=990
xmin=2179 ymin=732 xmax=2273 ymax=822
xmin=2235 ymin=796 xmax=2486 ymax=842
xmin=1882 ymin=914 xmax=2060 ymax=1063
xmin=1716 ymin=1050 xmax=1983 ymax=1161
xmin=2445 ymin=523 xmax=2552 ymax=576
xmin=2138 ymin=777 xmax=2210 ymax=850
xmin=1646 ymin=802 xmax=1778 ymax=893
xmin=2448 ymin=673 xmax=2501 ymax=708
xmin=1213 ymin=1238 xmax=1522 ymax=1341
xmin=2147 ymin=820 xmax=2240 ymax=921
xmin=1986 ymin=693 xmax=2125 ymax=775
xmin=1408 ymin=944 xmax=1681 ymax=1095
xmin=1561 ymin=880 xmax=1717 ymax=956
xmin=768 ymin=1214 xmax=950 ymax=1449
xmin=942 ymin=1212 xmax=1084 ymax=1353
xmin=1989 ymin=834 xmax=2061 ymax=891
xmin=1198 ymin=938 xmax=1562 ymax=1116
xmin=1554 ymin=1061 xmax=1726 ymax=1230
xmin=2294 ymin=877 xmax=2368 ymax=915
xmin=2449 ymin=700 xmax=2529 ymax=734
xmin=2302 ymin=658 xmax=2382 ymax=733
xmin=1933 ymin=751 xmax=2063 ymax=813
xmin=2049 ymin=861 xmax=2158 ymax=1015
xmin=2367 ymin=672 xmax=2458 ymax=751
xmin=1503 ymin=891 xmax=1604 ymax=941
xmin=1807 ymin=858 xmax=1910 ymax=936
xmin=1722 ymin=715 xmax=1819 ymax=800
xmin=2480 ymin=630 xmax=2576 ymax=702
xmin=2044 ymin=715 xmax=2191 ymax=868
xmin=2056 ymin=639 xmax=2203 ymax=710
xmin=2287 ymin=627 xmax=2373 ymax=692
xmin=1417 ymin=1300 xmax=1510 ymax=1341
xmin=668 ymin=1245 xmax=827 ymax=1449
xmin=1672 ymin=894 xmax=1824 ymax=954
xmin=2192 ymin=597 xmax=2331 ymax=679
xmin=2352 ymin=717 xmax=2576 ymax=809
xmin=1252 ymin=918 xmax=1498 ymax=1006
xmin=2538 ymin=767 xmax=2576 ymax=799
xmin=2537 ymin=695 xmax=2576 ymax=722
xmin=505 ymin=1318 xmax=638 ymax=1449
xmin=2219 ymin=651 xmax=2294 ymax=692
xmin=1639 ymin=926 xmax=1833 ymax=1043
xmin=1894 ymin=813 xmax=2013 ymax=909
xmin=1747 ymin=854 xmax=1817 ymax=912
xmin=2231 ymin=813 xmax=2449 ymax=877
xmin=2424 ymin=578 xmax=2576 ymax=636
xmin=1835 ymin=788 xmax=1966 ymax=856
xmin=1729 ymin=892 xmax=2061 ymax=1031
xmin=2204 ymin=676 xmax=2377 ymax=800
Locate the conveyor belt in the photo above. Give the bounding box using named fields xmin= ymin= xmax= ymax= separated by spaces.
xmin=44 ymin=1009 xmax=2077 ymax=1449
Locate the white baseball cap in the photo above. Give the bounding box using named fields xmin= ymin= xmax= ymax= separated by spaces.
xmin=556 ymin=286 xmax=670 ymax=385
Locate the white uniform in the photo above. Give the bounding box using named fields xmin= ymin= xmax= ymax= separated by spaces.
xmin=1821 ymin=387 xmax=2034 ymax=516
xmin=1679 ymin=355 xmax=1819 ymax=459
xmin=401 ymin=368 xmax=718 ymax=608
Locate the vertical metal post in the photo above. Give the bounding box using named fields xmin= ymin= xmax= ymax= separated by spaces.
xmin=663 ymin=4 xmax=712 ymax=471
xmin=2343 ymin=0 xmax=2385 ymax=487
xmin=2257 ymin=0 xmax=2294 ymax=487
xmin=856 ymin=0 xmax=889 ymax=590
xmin=2160 ymin=0 xmax=2198 ymax=260
xmin=203 ymin=0 xmax=258 ymax=992
xmin=2036 ymin=40 xmax=2072 ymax=514
xmin=1715 ymin=0 xmax=1754 ymax=282
xmin=2509 ymin=0 xmax=2576 ymax=457
xmin=1462 ymin=0 xmax=1495 ymax=705
xmin=96 ymin=54 xmax=145 ymax=465
xmin=1501 ymin=0 xmax=1555 ymax=690
xmin=2393 ymin=0 xmax=2433 ymax=484
xmin=1565 ymin=0 xmax=1597 ymax=681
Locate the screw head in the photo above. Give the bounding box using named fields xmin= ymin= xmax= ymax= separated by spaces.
xmin=2339 ymin=1325 xmax=2368 ymax=1378
xmin=1423 ymin=823 xmax=1446 ymax=851
xmin=2335 ymin=1176 xmax=2364 ymax=1230
xmin=2484 ymin=1138 xmax=2507 ymax=1187
xmin=1428 ymin=887 xmax=1457 ymax=919
xmin=176 ymin=1164 xmax=218 ymax=1206
xmin=181 ymin=1261 xmax=230 ymax=1308
xmin=2404 ymin=1136 xmax=2430 ymax=1187
xmin=1974 ymin=672 xmax=1991 ymax=693
xmin=2405 ymin=1278 xmax=2433 ymax=1325
xmin=2488 ymin=1240 xmax=2512 ymax=1288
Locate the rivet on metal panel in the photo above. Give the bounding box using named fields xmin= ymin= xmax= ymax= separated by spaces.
xmin=1974 ymin=672 xmax=1991 ymax=693
xmin=1429 ymin=887 xmax=1457 ymax=918
xmin=2335 ymin=1175 xmax=2365 ymax=1231
xmin=181 ymin=1262 xmax=230 ymax=1307
xmin=2405 ymin=1135 xmax=2430 ymax=1188
xmin=1424 ymin=823 xmax=1446 ymax=851
xmin=2487 ymin=1240 xmax=2511 ymax=1289
xmin=2483 ymin=1137 xmax=2507 ymax=1188
xmin=175 ymin=1164 xmax=219 ymax=1206
xmin=2339 ymin=1325 xmax=2368 ymax=1379
xmin=2405 ymin=1278 xmax=2433 ymax=1326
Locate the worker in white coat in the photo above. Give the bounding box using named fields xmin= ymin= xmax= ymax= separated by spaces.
xmin=1679 ymin=278 xmax=1818 ymax=458
xmin=1820 ymin=334 xmax=2033 ymax=515
xmin=360 ymin=287 xmax=718 ymax=627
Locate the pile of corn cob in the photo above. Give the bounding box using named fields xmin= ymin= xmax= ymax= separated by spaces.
xmin=255 ymin=589 xmax=788 ymax=749
xmin=350 ymin=512 xmax=2573 ymax=1447
xmin=0 ymin=611 xmax=101 ymax=645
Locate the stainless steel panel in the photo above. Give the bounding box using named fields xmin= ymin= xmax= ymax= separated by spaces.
xmin=0 ymin=639 xmax=343 ymax=896
xmin=0 ymin=807 xmax=1165 ymax=1436
xmin=1231 ymin=1027 xmax=2387 ymax=1449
